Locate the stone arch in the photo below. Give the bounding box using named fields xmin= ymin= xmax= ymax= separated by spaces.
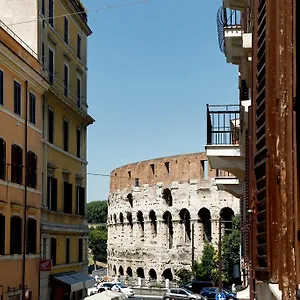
xmin=113 ymin=265 xmax=117 ymax=275
xmin=149 ymin=268 xmax=157 ymax=280
xmin=127 ymin=267 xmax=133 ymax=277
xmin=162 ymin=268 xmax=173 ymax=281
xmin=119 ymin=266 xmax=124 ymax=276
xmin=198 ymin=207 xmax=212 ymax=241
xmin=163 ymin=211 xmax=173 ymax=249
xmin=126 ymin=193 xmax=133 ymax=207
xmin=137 ymin=211 xmax=144 ymax=236
xmin=149 ymin=210 xmax=157 ymax=235
xmin=127 ymin=212 xmax=133 ymax=229
xmin=220 ymin=207 xmax=234 ymax=234
xmin=162 ymin=188 xmax=173 ymax=206
xmin=113 ymin=214 xmax=117 ymax=224
xmin=119 ymin=212 xmax=124 ymax=225
xmin=110 ymin=215 xmax=113 ymax=222
xmin=179 ymin=208 xmax=191 ymax=242
xmin=137 ymin=267 xmax=145 ymax=278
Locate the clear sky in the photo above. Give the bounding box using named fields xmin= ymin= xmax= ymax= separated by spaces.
xmin=83 ymin=0 xmax=239 ymax=202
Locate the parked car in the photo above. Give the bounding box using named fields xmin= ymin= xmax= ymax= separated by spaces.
xmin=200 ymin=287 xmax=237 ymax=300
xmin=163 ymin=288 xmax=205 ymax=300
xmin=87 ymin=284 xmax=106 ymax=296
xmin=99 ymin=282 xmax=116 ymax=290
xmin=111 ymin=282 xmax=134 ymax=298
xmin=181 ymin=281 xmax=215 ymax=294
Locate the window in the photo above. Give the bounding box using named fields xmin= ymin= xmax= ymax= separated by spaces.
xmin=66 ymin=237 xmax=70 ymax=264
xmin=77 ymin=34 xmax=81 ymax=59
xmin=0 ymin=70 xmax=3 ymax=105
xmin=76 ymin=128 xmax=81 ymax=158
xmin=47 ymin=176 xmax=57 ymax=211
xmin=78 ymin=238 xmax=83 ymax=262
xmin=14 ymin=81 xmax=21 ymax=115
xmin=64 ymin=17 xmax=69 ymax=44
xmin=128 ymin=171 xmax=131 ymax=178
xmin=41 ymin=0 xmax=45 ymax=15
xmin=165 ymin=162 xmax=170 ymax=174
xmin=0 ymin=214 xmax=5 ymax=255
xmin=63 ymin=119 xmax=69 ymax=151
xmin=64 ymin=181 xmax=73 ymax=214
xmin=48 ymin=48 xmax=54 ymax=84
xmin=27 ymin=218 xmax=37 ymax=254
xmin=10 ymin=216 xmax=22 ymax=254
xmin=27 ymin=151 xmax=37 ymax=189
xmin=48 ymin=108 xmax=54 ymax=144
xmin=50 ymin=237 xmax=56 ymax=266
xmin=64 ymin=64 xmax=69 ymax=97
xmin=11 ymin=144 xmax=23 ymax=185
xmin=41 ymin=43 xmax=45 ymax=64
xmin=76 ymin=186 xmax=85 ymax=215
xmin=150 ymin=164 xmax=155 ymax=175
xmin=77 ymin=78 xmax=81 ymax=107
xmin=42 ymin=237 xmax=47 ymax=259
xmin=29 ymin=92 xmax=36 ymax=124
xmin=0 ymin=138 xmax=6 ymax=180
xmin=49 ymin=0 xmax=54 ymax=27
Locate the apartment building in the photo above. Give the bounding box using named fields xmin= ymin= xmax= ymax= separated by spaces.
xmin=0 ymin=21 xmax=49 ymax=299
xmin=0 ymin=0 xmax=95 ymax=299
xmin=206 ymin=0 xmax=300 ymax=299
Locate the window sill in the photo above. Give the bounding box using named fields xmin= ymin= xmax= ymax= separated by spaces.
xmin=53 ymin=260 xmax=88 ymax=269
xmin=42 ymin=207 xmax=85 ymax=218
xmin=0 ymin=179 xmax=41 ymax=194
xmin=0 ymin=253 xmax=40 ymax=261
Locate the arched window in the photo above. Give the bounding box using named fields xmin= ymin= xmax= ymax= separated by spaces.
xmin=163 ymin=211 xmax=173 ymax=249
xmin=162 ymin=188 xmax=172 ymax=206
xmin=198 ymin=208 xmax=212 ymax=241
xmin=137 ymin=211 xmax=144 ymax=237
xmin=149 ymin=210 xmax=157 ymax=235
xmin=179 ymin=208 xmax=191 ymax=242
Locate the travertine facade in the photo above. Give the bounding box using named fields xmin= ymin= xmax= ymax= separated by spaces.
xmin=107 ymin=152 xmax=239 ymax=285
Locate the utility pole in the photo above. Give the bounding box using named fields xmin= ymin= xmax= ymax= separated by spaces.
xmin=218 ymin=217 xmax=222 ymax=292
xmin=191 ymin=223 xmax=195 ymax=279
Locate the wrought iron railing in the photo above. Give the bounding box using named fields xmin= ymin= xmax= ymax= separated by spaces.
xmin=217 ymin=6 xmax=241 ymax=53
xmin=207 ymin=104 xmax=240 ymax=145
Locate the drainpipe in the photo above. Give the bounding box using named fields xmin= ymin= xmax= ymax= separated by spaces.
xmin=22 ymin=80 xmax=28 ymax=300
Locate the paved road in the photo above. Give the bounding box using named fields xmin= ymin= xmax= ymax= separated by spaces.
xmin=134 ymin=295 xmax=162 ymax=300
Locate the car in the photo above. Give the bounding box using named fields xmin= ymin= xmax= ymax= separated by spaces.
xmin=181 ymin=281 xmax=215 ymax=294
xmin=163 ymin=287 xmax=205 ymax=300
xmin=200 ymin=287 xmax=237 ymax=300
xmin=111 ymin=282 xmax=134 ymax=298
xmin=99 ymin=282 xmax=116 ymax=290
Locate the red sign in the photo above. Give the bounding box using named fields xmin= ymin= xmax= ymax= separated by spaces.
xmin=40 ymin=260 xmax=52 ymax=271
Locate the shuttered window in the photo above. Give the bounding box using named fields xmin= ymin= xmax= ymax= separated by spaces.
xmin=50 ymin=237 xmax=56 ymax=266
xmin=14 ymin=81 xmax=21 ymax=115
xmin=0 ymin=138 xmax=6 ymax=180
xmin=11 ymin=144 xmax=23 ymax=185
xmin=27 ymin=151 xmax=37 ymax=189
xmin=29 ymin=92 xmax=36 ymax=125
xmin=10 ymin=216 xmax=22 ymax=254
xmin=64 ymin=182 xmax=73 ymax=214
xmin=76 ymin=186 xmax=85 ymax=216
xmin=78 ymin=238 xmax=83 ymax=262
xmin=66 ymin=237 xmax=70 ymax=264
xmin=0 ymin=70 xmax=3 ymax=106
xmin=47 ymin=176 xmax=57 ymax=211
xmin=27 ymin=218 xmax=37 ymax=254
xmin=0 ymin=214 xmax=5 ymax=255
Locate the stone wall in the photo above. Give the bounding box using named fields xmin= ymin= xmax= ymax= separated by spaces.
xmin=107 ymin=152 xmax=239 ymax=285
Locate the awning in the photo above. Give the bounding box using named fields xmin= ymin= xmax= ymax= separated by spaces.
xmin=53 ymin=272 xmax=96 ymax=292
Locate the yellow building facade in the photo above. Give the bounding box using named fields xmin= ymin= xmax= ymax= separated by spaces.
xmin=0 ymin=0 xmax=94 ymax=299
xmin=0 ymin=22 xmax=49 ymax=299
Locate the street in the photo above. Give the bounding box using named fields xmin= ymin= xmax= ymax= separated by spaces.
xmin=134 ymin=295 xmax=162 ymax=300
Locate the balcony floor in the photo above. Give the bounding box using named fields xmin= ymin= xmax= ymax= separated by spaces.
xmin=214 ymin=177 xmax=242 ymax=198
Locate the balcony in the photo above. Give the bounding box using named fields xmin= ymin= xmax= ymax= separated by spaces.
xmin=205 ymin=104 xmax=245 ymax=180
xmin=217 ymin=6 xmax=243 ymax=65
xmin=223 ymin=0 xmax=247 ymax=11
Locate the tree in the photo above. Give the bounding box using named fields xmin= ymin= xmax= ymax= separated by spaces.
xmin=221 ymin=215 xmax=241 ymax=285
xmin=86 ymin=200 xmax=107 ymax=224
xmin=88 ymin=225 xmax=108 ymax=263
xmin=175 ymin=268 xmax=193 ymax=285
xmin=195 ymin=242 xmax=218 ymax=282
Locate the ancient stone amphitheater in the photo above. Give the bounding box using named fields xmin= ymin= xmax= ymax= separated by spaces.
xmin=107 ymin=152 xmax=239 ymax=286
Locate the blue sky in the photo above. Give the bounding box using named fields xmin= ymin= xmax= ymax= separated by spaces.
xmin=84 ymin=0 xmax=239 ymax=201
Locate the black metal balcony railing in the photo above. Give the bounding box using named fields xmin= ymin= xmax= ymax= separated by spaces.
xmin=207 ymin=104 xmax=240 ymax=145
xmin=217 ymin=6 xmax=241 ymax=53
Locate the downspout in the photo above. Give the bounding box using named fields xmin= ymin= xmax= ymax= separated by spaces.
xmin=22 ymin=80 xmax=28 ymax=300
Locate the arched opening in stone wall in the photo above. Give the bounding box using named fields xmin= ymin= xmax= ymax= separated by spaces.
xmin=198 ymin=207 xmax=212 ymax=242
xmin=220 ymin=207 xmax=234 ymax=234
xmin=137 ymin=211 xmax=144 ymax=237
xmin=113 ymin=214 xmax=117 ymax=224
xmin=110 ymin=215 xmax=112 ymax=222
xmin=149 ymin=268 xmax=157 ymax=280
xmin=119 ymin=266 xmax=124 ymax=276
xmin=127 ymin=267 xmax=133 ymax=277
xmin=163 ymin=211 xmax=173 ymax=249
xmin=113 ymin=265 xmax=117 ymax=275
xmin=119 ymin=212 xmax=124 ymax=225
xmin=126 ymin=193 xmax=133 ymax=207
xmin=127 ymin=212 xmax=133 ymax=229
xmin=179 ymin=208 xmax=191 ymax=242
xmin=137 ymin=267 xmax=145 ymax=278
xmin=162 ymin=268 xmax=173 ymax=281
xmin=162 ymin=188 xmax=173 ymax=206
xmin=149 ymin=210 xmax=157 ymax=236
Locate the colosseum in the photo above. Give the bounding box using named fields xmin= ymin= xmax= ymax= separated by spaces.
xmin=107 ymin=152 xmax=239 ymax=286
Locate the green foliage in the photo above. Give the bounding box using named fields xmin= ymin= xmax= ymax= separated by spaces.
xmin=88 ymin=225 xmax=107 ymax=262
xmin=175 ymin=268 xmax=193 ymax=285
xmin=221 ymin=215 xmax=241 ymax=285
xmin=195 ymin=242 xmax=218 ymax=282
xmin=86 ymin=201 xmax=108 ymax=224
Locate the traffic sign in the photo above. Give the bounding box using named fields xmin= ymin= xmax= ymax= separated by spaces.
xmin=215 ymin=292 xmax=226 ymax=300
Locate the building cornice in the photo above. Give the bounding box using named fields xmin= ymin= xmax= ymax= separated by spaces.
xmin=0 ymin=42 xmax=50 ymax=93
